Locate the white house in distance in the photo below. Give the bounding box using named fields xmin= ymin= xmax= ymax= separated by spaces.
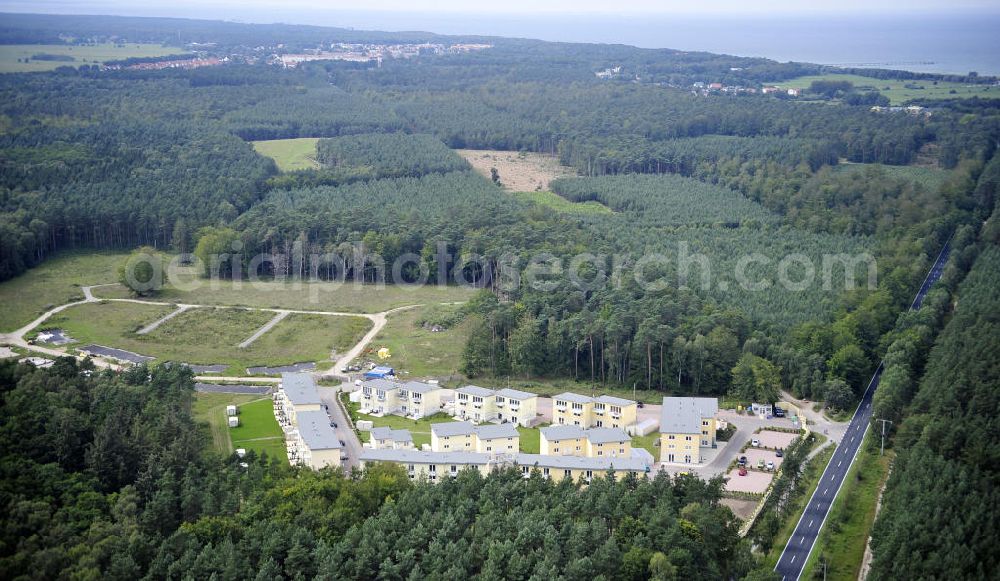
xmin=291 ymin=410 xmax=342 ymax=469
xmin=274 ymin=372 xmax=322 ymax=427
xmin=454 ymin=385 xmax=498 ymax=423
xmin=494 ymin=388 xmax=539 ymax=426
xmin=398 ymin=381 xmax=443 ymax=419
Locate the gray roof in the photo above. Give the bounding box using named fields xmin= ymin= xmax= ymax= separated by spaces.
xmin=594 ymin=395 xmax=636 ymax=407
xmin=402 ymin=381 xmax=440 ymax=395
xmin=281 ymin=372 xmax=321 ymax=406
xmin=660 ymin=397 xmax=719 ymax=434
xmin=296 ymin=410 xmax=342 ymax=450
xmin=553 ymin=392 xmax=593 ymax=404
xmin=496 ymin=388 xmax=537 ymax=401
xmin=541 ymin=425 xmax=586 ymax=440
xmin=516 ymin=453 xmax=649 ymax=472
xmin=363 ymin=378 xmax=400 ymax=392
xmin=359 ymin=449 xmax=649 ymax=472
xmin=630 ymin=448 xmax=655 ymax=464
xmin=370 ymin=427 xmax=413 ymax=443
xmin=457 ymin=385 xmax=495 ymax=398
xmin=586 ymin=427 xmax=630 ymax=444
xmin=475 ymin=423 xmax=519 ymax=440
xmin=360 ymin=448 xmax=491 ymax=465
xmin=431 ymin=421 xmax=477 ymax=437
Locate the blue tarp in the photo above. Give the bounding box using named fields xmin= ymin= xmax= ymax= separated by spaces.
xmin=364 ymin=366 xmax=394 ymax=379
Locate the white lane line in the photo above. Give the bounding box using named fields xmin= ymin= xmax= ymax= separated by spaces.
xmin=791 ymin=555 xmax=797 ymax=564
xmin=838 ymin=460 xmax=842 ymax=467
xmin=824 ymin=487 xmax=829 ymax=494
xmin=809 ymin=519 xmax=814 ymax=528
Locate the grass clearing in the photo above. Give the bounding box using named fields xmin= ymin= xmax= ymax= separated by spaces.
xmin=228 ymin=398 xmax=287 ymax=461
xmin=518 ymin=425 xmax=544 ymax=454
xmin=92 ymin=264 xmax=475 ymax=313
xmin=244 ymin=313 xmax=372 ymax=363
xmin=0 ymin=43 xmax=186 ymax=73
xmin=193 ymin=392 xmax=261 ymax=454
xmin=770 ymin=73 xmax=998 ymax=105
xmin=368 ymin=304 xmax=471 ymax=379
xmin=43 ymin=301 xmax=370 ymax=374
xmin=252 ymin=138 xmax=321 ymax=171
xmin=832 ymin=162 xmax=950 ymax=188
xmin=510 ymin=190 xmax=612 ymax=215
xmin=0 ymin=251 xmax=126 ymax=333
xmin=803 ymin=436 xmax=893 ymax=580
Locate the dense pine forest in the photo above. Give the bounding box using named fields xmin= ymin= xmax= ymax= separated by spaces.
xmin=0 ymin=360 xmax=753 ymax=579
xmin=1 ymin=13 xmax=1000 ymax=578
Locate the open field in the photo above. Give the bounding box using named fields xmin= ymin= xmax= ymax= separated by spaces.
xmin=771 ymin=73 xmax=998 ymax=105
xmin=0 ymin=43 xmax=186 ymax=73
xmin=631 ymin=433 xmax=659 ymax=457
xmin=518 ymin=425 xmax=543 ymax=454
xmin=94 ymin=277 xmax=475 ymax=314
xmin=245 ymin=313 xmax=372 ymax=364
xmin=228 ymin=398 xmax=287 ymax=461
xmin=0 ymin=251 xmax=126 ymax=332
xmin=456 ymin=149 xmax=577 ymax=192
xmin=803 ymin=437 xmax=893 ymax=580
xmin=367 ymin=304 xmax=471 ymax=379
xmin=42 ymin=301 xmax=370 ymax=374
xmin=193 ymin=392 xmax=261 ymax=454
xmin=510 ymin=190 xmax=612 ymax=215
xmin=252 ymin=137 xmax=320 ymax=171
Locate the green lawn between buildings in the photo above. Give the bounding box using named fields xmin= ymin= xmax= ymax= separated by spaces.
xmin=193 ymin=393 xmax=285 ymax=461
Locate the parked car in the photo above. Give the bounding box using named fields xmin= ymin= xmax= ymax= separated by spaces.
xmin=738 ymin=467 xmax=748 ymax=476
xmin=775 ymin=449 xmax=783 ymax=457
xmin=329 ymin=421 xmax=338 ymax=428
xmin=751 ymin=438 xmax=760 ymax=447
xmin=738 ymin=456 xmax=748 ymax=467
xmin=766 ymin=461 xmax=775 ymax=471
xmin=774 ymin=406 xmax=785 ymax=418
xmin=757 ymin=458 xmax=765 ymax=469
xmin=637 ymin=401 xmax=644 ymax=408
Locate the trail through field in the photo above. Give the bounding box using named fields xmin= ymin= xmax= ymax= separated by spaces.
xmin=239 ymin=310 xmax=290 ymax=348
xmin=137 ymin=304 xmax=195 ymax=335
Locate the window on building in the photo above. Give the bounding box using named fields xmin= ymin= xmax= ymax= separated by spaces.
xmin=684 ymin=455 xmax=691 ymax=463
xmin=564 ymin=469 xmax=572 ymax=478
xmin=685 ymin=435 xmax=692 ymax=441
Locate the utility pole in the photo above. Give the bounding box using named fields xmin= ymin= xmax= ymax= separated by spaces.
xmin=875 ymin=418 xmax=893 ymax=455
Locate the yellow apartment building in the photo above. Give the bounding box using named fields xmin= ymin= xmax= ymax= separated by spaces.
xmin=540 ymin=425 xmax=632 ymax=458
xmin=430 ymin=421 xmax=519 ymax=454
xmin=494 ymin=388 xmax=539 ymax=426
xmin=552 ymin=392 xmax=638 ymax=430
xmin=455 ymin=385 xmax=498 ymax=423
xmin=658 ymin=396 xmax=719 ymax=464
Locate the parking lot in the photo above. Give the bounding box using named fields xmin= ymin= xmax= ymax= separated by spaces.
xmin=724 ymin=467 xmax=773 ymax=494
xmin=743 ymin=448 xmax=783 ymax=470
xmin=754 ymin=429 xmax=798 ymax=450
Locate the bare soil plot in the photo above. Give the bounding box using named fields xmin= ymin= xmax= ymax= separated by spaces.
xmin=725 ymin=468 xmax=773 ymax=494
xmin=455 ymin=149 xmax=576 ymax=192
xmin=721 ymin=497 xmax=759 ymax=521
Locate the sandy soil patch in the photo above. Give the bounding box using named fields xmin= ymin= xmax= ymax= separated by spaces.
xmin=721 ymin=497 xmax=759 ymax=521
xmin=456 ymin=149 xmax=576 ymax=192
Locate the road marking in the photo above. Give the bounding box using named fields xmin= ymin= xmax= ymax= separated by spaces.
xmin=824 ymin=487 xmax=829 ymax=494
xmin=809 ymin=519 xmax=814 ymax=528
xmin=837 ymin=460 xmax=842 ymax=467
xmin=791 ymin=555 xmax=796 ymax=564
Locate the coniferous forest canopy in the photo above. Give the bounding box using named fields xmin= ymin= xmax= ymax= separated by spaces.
xmin=1 ymin=11 xmax=999 ymax=580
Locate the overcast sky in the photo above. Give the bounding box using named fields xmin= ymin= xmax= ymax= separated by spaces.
xmin=3 ymin=0 xmax=998 ymax=17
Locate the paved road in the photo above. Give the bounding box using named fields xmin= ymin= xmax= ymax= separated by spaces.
xmin=319 ymin=384 xmax=363 ymax=470
xmin=775 ymin=240 xmax=951 ymax=580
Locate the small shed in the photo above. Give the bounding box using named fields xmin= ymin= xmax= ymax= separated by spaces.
xmin=226 ymin=405 xmax=238 ymax=417
xmin=235 ymin=448 xmax=246 ymax=458
xmin=228 ymin=416 xmax=239 ymax=428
